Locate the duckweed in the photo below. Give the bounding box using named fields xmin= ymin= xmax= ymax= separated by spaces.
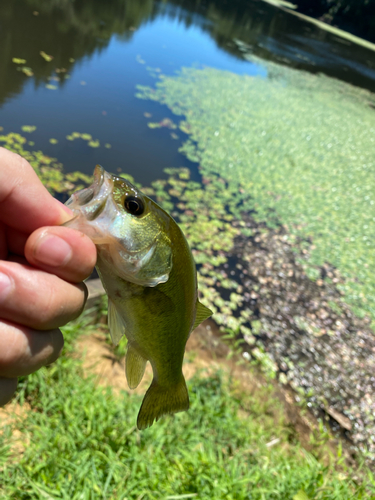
xmin=0 ymin=132 xmax=91 ymax=193
xmin=136 ymin=63 xmax=375 ymax=321
xmin=21 ymin=125 xmax=36 ymax=133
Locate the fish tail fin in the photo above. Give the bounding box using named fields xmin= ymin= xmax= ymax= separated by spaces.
xmin=137 ymin=376 xmax=189 ymax=430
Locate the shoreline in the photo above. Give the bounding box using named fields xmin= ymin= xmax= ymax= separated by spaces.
xmin=262 ymin=0 xmax=375 ymax=52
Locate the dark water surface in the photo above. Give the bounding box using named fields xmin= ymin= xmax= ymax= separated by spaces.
xmin=0 ymin=0 xmax=374 ymax=185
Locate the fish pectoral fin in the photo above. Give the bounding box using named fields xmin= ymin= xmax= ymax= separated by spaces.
xmin=192 ymin=300 xmax=213 ymax=330
xmin=137 ymin=376 xmax=189 ymax=430
xmin=108 ymin=299 xmax=126 ymax=345
xmin=125 ymin=344 xmax=147 ymax=389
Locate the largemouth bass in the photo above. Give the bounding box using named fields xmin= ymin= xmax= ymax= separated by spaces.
xmin=64 ymin=165 xmax=212 ymax=429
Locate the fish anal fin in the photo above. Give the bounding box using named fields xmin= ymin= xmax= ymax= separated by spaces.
xmin=108 ymin=299 xmax=126 ymax=345
xmin=192 ymin=300 xmax=213 ymax=330
xmin=126 ymin=344 xmax=147 ymax=389
xmin=137 ymin=376 xmax=189 ymax=430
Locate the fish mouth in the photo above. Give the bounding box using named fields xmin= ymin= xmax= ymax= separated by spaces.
xmin=66 ymin=164 xmax=105 ymax=211
xmin=65 ymin=164 xmax=112 ymax=221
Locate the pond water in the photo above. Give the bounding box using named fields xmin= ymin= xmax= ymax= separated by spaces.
xmin=0 ymin=0 xmax=374 ymax=185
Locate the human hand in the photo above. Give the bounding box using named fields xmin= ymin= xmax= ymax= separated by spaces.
xmin=0 ymin=148 xmax=97 ymax=406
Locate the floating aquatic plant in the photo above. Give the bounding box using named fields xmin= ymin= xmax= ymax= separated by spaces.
xmin=19 ymin=67 xmax=33 ymax=77
xmin=0 ymin=132 xmax=90 ymax=194
xmin=40 ymin=51 xmax=53 ymax=62
xmin=21 ymin=125 xmax=36 ymax=133
xmin=147 ymin=118 xmax=177 ymax=129
xmin=12 ymin=57 xmax=26 ymax=64
xmin=136 ymin=63 xmax=375 ymax=323
xmin=136 ymin=54 xmax=145 ymax=64
xmin=65 ymin=132 xmax=101 ymax=148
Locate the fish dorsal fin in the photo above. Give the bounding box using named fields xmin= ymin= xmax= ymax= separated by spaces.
xmin=108 ymin=299 xmax=126 ymax=345
xmin=126 ymin=343 xmax=147 ymax=390
xmin=192 ymin=300 xmax=213 ymax=330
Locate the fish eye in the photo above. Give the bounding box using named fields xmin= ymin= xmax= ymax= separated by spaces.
xmin=124 ymin=196 xmax=144 ymax=216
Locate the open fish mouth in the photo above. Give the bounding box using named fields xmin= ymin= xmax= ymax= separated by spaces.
xmin=65 ymin=165 xmax=112 ymax=221
xmin=66 ymin=164 xmax=105 ymax=210
xmin=63 ymin=165 xmax=115 ymax=243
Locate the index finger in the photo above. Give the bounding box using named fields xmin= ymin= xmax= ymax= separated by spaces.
xmin=0 ymin=148 xmax=72 ymax=233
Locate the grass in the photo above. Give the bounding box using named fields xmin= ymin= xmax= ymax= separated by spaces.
xmin=0 ymin=312 xmax=374 ymax=499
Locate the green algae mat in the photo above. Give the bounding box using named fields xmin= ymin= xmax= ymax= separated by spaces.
xmin=137 ymin=62 xmax=375 ymax=322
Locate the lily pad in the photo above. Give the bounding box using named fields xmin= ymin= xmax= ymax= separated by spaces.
xmin=12 ymin=58 xmax=26 ymax=64
xmin=40 ymin=51 xmax=53 ymax=62
xmin=0 ymin=132 xmax=90 ymax=194
xmin=17 ymin=67 xmax=33 ymax=77
xmin=21 ymin=126 xmax=36 ymax=133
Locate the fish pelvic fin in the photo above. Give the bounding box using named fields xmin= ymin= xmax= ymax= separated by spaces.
xmin=137 ymin=376 xmax=189 ymax=430
xmin=126 ymin=343 xmax=147 ymax=389
xmin=192 ymin=300 xmax=213 ymax=330
xmin=108 ymin=299 xmax=126 ymax=345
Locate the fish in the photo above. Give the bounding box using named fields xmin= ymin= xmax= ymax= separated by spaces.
xmin=64 ymin=165 xmax=212 ymax=429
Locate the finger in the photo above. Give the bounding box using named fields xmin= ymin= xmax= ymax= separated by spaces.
xmin=0 ymin=148 xmax=73 ymax=233
xmin=0 ymin=377 xmax=18 ymax=406
xmin=0 ymin=261 xmax=87 ymax=330
xmin=25 ymin=226 xmax=97 ymax=283
xmin=0 ymin=320 xmax=63 ymax=377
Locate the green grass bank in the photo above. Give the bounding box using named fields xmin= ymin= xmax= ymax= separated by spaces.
xmin=1 ymin=313 xmax=374 ymax=499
